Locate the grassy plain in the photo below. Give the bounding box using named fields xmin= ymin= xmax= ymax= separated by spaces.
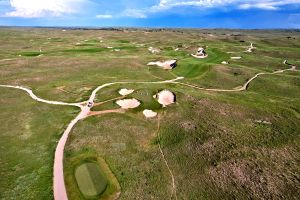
xmin=0 ymin=27 xmax=299 ymax=200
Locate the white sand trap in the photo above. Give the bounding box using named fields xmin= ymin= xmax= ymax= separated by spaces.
xmin=245 ymin=43 xmax=256 ymax=52
xmin=191 ymin=54 xmax=208 ymax=59
xmin=148 ymin=47 xmax=160 ymax=54
xmin=191 ymin=47 xmax=208 ymax=59
xmin=231 ymin=56 xmax=242 ymax=60
xmin=143 ymin=109 xmax=157 ymax=118
xmin=175 ymin=48 xmax=179 ymax=51
xmin=119 ymin=88 xmax=134 ymax=96
xmin=147 ymin=60 xmax=177 ymax=70
xmin=116 ymin=99 xmax=140 ymax=109
xmin=114 ymin=49 xmax=121 ymax=52
xmin=221 ymin=61 xmax=229 ymax=65
xmin=107 ymin=46 xmax=113 ymax=49
xmin=155 ymin=90 xmax=176 ymax=107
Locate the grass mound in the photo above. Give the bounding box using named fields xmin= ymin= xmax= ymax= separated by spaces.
xmin=75 ymin=163 xmax=108 ymax=198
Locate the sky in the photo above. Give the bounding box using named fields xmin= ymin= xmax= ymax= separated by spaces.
xmin=0 ymin=0 xmax=300 ymax=28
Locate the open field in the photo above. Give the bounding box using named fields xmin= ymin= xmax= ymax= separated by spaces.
xmin=0 ymin=27 xmax=299 ymax=200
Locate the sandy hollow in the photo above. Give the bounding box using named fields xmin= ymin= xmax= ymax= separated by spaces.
xmin=231 ymin=56 xmax=242 ymax=60
xmin=221 ymin=61 xmax=229 ymax=65
xmin=119 ymin=88 xmax=134 ymax=96
xmin=155 ymin=90 xmax=176 ymax=107
xmin=143 ymin=109 xmax=158 ymax=118
xmin=147 ymin=60 xmax=177 ymax=70
xmin=148 ymin=47 xmax=160 ymax=54
xmin=191 ymin=47 xmax=208 ymax=59
xmin=116 ymin=98 xmax=140 ymax=109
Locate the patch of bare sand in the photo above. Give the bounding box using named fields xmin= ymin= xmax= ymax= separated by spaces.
xmin=147 ymin=60 xmax=177 ymax=70
xmin=143 ymin=109 xmax=157 ymax=118
xmin=221 ymin=61 xmax=229 ymax=65
xmin=118 ymin=88 xmax=134 ymax=96
xmin=231 ymin=56 xmax=242 ymax=60
xmin=191 ymin=47 xmax=208 ymax=58
xmin=116 ymin=98 xmax=140 ymax=109
xmin=148 ymin=47 xmax=160 ymax=54
xmin=155 ymin=90 xmax=176 ymax=107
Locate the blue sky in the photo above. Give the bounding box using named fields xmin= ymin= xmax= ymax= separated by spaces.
xmin=0 ymin=0 xmax=300 ymax=28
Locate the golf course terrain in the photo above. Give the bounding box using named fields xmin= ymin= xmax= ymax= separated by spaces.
xmin=0 ymin=27 xmax=299 ymax=200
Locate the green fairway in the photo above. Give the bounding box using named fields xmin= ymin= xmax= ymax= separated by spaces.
xmin=75 ymin=163 xmax=108 ymax=198
xmin=130 ymin=88 xmax=162 ymax=111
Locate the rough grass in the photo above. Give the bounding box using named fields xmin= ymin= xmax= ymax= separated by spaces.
xmin=0 ymin=88 xmax=76 ymax=200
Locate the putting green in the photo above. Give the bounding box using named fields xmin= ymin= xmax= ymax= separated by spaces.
xmin=131 ymin=88 xmax=162 ymax=111
xmin=75 ymin=163 xmax=108 ymax=198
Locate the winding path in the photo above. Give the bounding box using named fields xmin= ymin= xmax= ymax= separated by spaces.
xmin=0 ymin=85 xmax=83 ymax=108
xmin=174 ymin=65 xmax=297 ymax=92
xmin=0 ymin=62 xmax=298 ymax=200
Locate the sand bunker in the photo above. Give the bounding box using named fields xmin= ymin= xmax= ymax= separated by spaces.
xmin=136 ymin=44 xmax=145 ymax=47
xmin=148 ymin=47 xmax=160 ymax=54
xmin=107 ymin=46 xmax=113 ymax=49
xmin=221 ymin=61 xmax=229 ymax=65
xmin=116 ymin=99 xmax=140 ymax=109
xmin=231 ymin=56 xmax=242 ymax=60
xmin=245 ymin=43 xmax=255 ymax=52
xmin=191 ymin=47 xmax=208 ymax=58
xmin=147 ymin=60 xmax=177 ymax=70
xmin=143 ymin=109 xmax=158 ymax=118
xmin=118 ymin=88 xmax=134 ymax=96
xmin=155 ymin=90 xmax=176 ymax=107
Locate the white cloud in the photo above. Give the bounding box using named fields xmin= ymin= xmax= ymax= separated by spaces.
xmin=239 ymin=0 xmax=300 ymax=10
xmin=123 ymin=0 xmax=300 ymax=18
xmin=96 ymin=14 xmax=113 ymax=19
xmin=239 ymin=3 xmax=277 ymax=10
xmin=153 ymin=0 xmax=300 ymax=11
xmin=5 ymin=0 xmax=85 ymax=18
xmin=122 ymin=9 xmax=147 ymax=18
